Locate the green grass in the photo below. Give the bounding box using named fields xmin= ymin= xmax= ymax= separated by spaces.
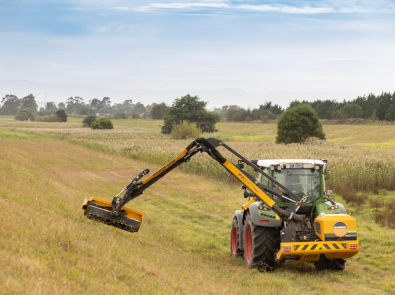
xmin=1 ymin=136 xmax=395 ymax=294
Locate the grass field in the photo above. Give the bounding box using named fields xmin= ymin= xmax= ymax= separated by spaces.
xmin=2 ymin=117 xmax=395 ymax=191
xmin=2 ymin=117 xmax=395 ymax=294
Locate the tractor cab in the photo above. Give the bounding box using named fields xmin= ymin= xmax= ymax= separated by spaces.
xmin=256 ymin=159 xmax=329 ymax=206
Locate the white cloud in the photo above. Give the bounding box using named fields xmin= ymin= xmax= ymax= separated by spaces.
xmin=132 ymin=2 xmax=352 ymax=14
xmin=237 ymin=4 xmax=332 ymax=14
xmin=130 ymin=1 xmax=395 ymax=14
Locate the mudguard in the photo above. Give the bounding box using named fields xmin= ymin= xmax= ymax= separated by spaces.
xmin=337 ymin=203 xmax=347 ymax=214
xmin=248 ymin=202 xmax=282 ymax=227
xmin=235 ymin=210 xmax=244 ymax=250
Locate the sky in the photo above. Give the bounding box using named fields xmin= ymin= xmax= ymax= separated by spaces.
xmin=0 ymin=0 xmax=394 ymax=106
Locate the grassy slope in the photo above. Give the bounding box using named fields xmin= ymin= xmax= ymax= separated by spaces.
xmin=1 ymin=131 xmax=395 ymax=294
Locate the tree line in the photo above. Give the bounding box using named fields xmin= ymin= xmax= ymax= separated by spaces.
xmin=0 ymin=94 xmax=169 ymax=121
xmin=1 ymin=91 xmax=394 ymax=124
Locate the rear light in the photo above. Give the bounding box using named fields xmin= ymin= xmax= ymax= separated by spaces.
xmin=349 ymin=243 xmax=358 ymax=249
xmin=260 ymin=220 xmax=268 ymax=223
xmin=283 ymin=245 xmax=292 ymax=252
xmin=328 ymin=205 xmax=340 ymax=210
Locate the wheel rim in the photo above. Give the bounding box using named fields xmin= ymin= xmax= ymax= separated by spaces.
xmin=231 ymin=226 xmax=237 ymax=254
xmin=245 ymin=223 xmax=252 ymax=264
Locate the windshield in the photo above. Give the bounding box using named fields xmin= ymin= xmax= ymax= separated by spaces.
xmin=272 ymin=169 xmax=321 ymax=203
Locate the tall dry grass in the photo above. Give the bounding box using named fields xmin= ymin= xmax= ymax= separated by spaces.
xmin=4 ymin=126 xmax=395 ymax=192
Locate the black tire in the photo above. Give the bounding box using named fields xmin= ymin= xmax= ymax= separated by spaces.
xmin=243 ymin=211 xmax=277 ymax=270
xmin=230 ymin=217 xmax=243 ymax=257
xmin=314 ymin=255 xmax=346 ymax=271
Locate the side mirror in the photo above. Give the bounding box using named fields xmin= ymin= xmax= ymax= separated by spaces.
xmin=326 ymin=190 xmax=332 ymax=197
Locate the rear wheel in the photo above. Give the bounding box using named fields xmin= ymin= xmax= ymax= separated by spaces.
xmin=315 ymin=255 xmax=346 ymax=271
xmin=243 ymin=211 xmax=277 ymax=270
xmin=230 ymin=217 xmax=243 ymax=257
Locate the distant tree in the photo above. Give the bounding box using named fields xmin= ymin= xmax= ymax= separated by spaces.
xmin=162 ymin=94 xmax=221 ymax=134
xmin=91 ymin=98 xmax=101 ymax=110
xmin=341 ymin=103 xmax=362 ymax=118
xmin=259 ymin=102 xmax=283 ymax=115
xmin=151 ymin=102 xmax=168 ymax=119
xmin=91 ymin=117 xmax=114 ymax=129
xmin=55 ymin=109 xmax=68 ymax=122
xmin=385 ymin=92 xmax=395 ymax=121
xmin=276 ymin=105 xmax=325 ymax=144
xmin=82 ymin=114 xmax=97 ymax=127
xmin=66 ymin=104 xmax=76 ymax=114
xmin=99 ymin=106 xmax=119 ymax=115
xmin=134 ymin=102 xmax=146 ymax=114
xmin=58 ymin=102 xmax=66 ymax=109
xmin=114 ymin=112 xmax=128 ymax=119
xmin=46 ymin=102 xmax=58 ymax=112
xmin=331 ymin=109 xmax=348 ymax=123
xmin=123 ymin=100 xmax=133 ymax=107
xmin=101 ymin=97 xmax=111 ymax=107
xmin=0 ymin=94 xmax=21 ymax=115
xmin=376 ymin=92 xmax=392 ymax=120
xmin=21 ymin=94 xmax=38 ymax=112
xmin=79 ymin=105 xmax=95 ymax=115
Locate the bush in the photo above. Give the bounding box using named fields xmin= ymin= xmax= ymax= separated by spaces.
xmin=131 ymin=112 xmax=141 ymax=119
xmin=114 ymin=112 xmax=128 ymax=119
xmin=91 ymin=117 xmax=114 ymax=129
xmin=35 ymin=115 xmax=59 ymax=122
xmin=55 ymin=109 xmax=68 ymax=122
xmin=15 ymin=108 xmax=35 ymax=121
xmin=170 ymin=121 xmax=202 ymax=140
xmin=276 ymin=104 xmax=325 ymax=144
xmin=15 ymin=112 xmax=29 ymax=121
xmin=82 ymin=115 xmax=97 ymax=127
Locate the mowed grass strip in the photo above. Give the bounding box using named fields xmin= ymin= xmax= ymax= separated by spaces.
xmin=1 ymin=136 xmax=395 ymax=294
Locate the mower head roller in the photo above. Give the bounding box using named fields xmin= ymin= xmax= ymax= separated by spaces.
xmin=82 ymin=197 xmax=144 ymax=232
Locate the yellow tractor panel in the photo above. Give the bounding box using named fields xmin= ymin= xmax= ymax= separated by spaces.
xmin=276 ymin=241 xmax=359 ymax=261
xmin=315 ymin=214 xmax=357 ymax=241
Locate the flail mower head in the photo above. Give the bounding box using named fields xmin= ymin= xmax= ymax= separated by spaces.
xmin=81 ymin=197 xmax=143 ymax=232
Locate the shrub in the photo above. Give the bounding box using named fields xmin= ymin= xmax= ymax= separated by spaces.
xmin=15 ymin=108 xmax=34 ymax=121
xmin=35 ymin=115 xmax=60 ymax=122
xmin=15 ymin=112 xmax=29 ymax=121
xmin=131 ymin=112 xmax=140 ymax=119
xmin=91 ymin=117 xmax=114 ymax=129
xmin=276 ymin=104 xmax=325 ymax=144
xmin=170 ymin=121 xmax=202 ymax=140
xmin=82 ymin=115 xmax=97 ymax=127
xmin=114 ymin=112 xmax=128 ymax=119
xmin=55 ymin=109 xmax=68 ymax=122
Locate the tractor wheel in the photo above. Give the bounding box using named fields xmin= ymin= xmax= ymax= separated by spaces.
xmin=315 ymin=255 xmax=346 ymax=271
xmin=230 ymin=217 xmax=243 ymax=257
xmin=243 ymin=211 xmax=277 ymax=270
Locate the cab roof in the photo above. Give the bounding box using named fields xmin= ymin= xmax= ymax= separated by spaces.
xmin=257 ymin=159 xmax=326 ymax=168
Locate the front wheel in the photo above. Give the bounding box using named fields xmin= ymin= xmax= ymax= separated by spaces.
xmin=243 ymin=211 xmax=277 ymax=270
xmin=230 ymin=217 xmax=243 ymax=257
